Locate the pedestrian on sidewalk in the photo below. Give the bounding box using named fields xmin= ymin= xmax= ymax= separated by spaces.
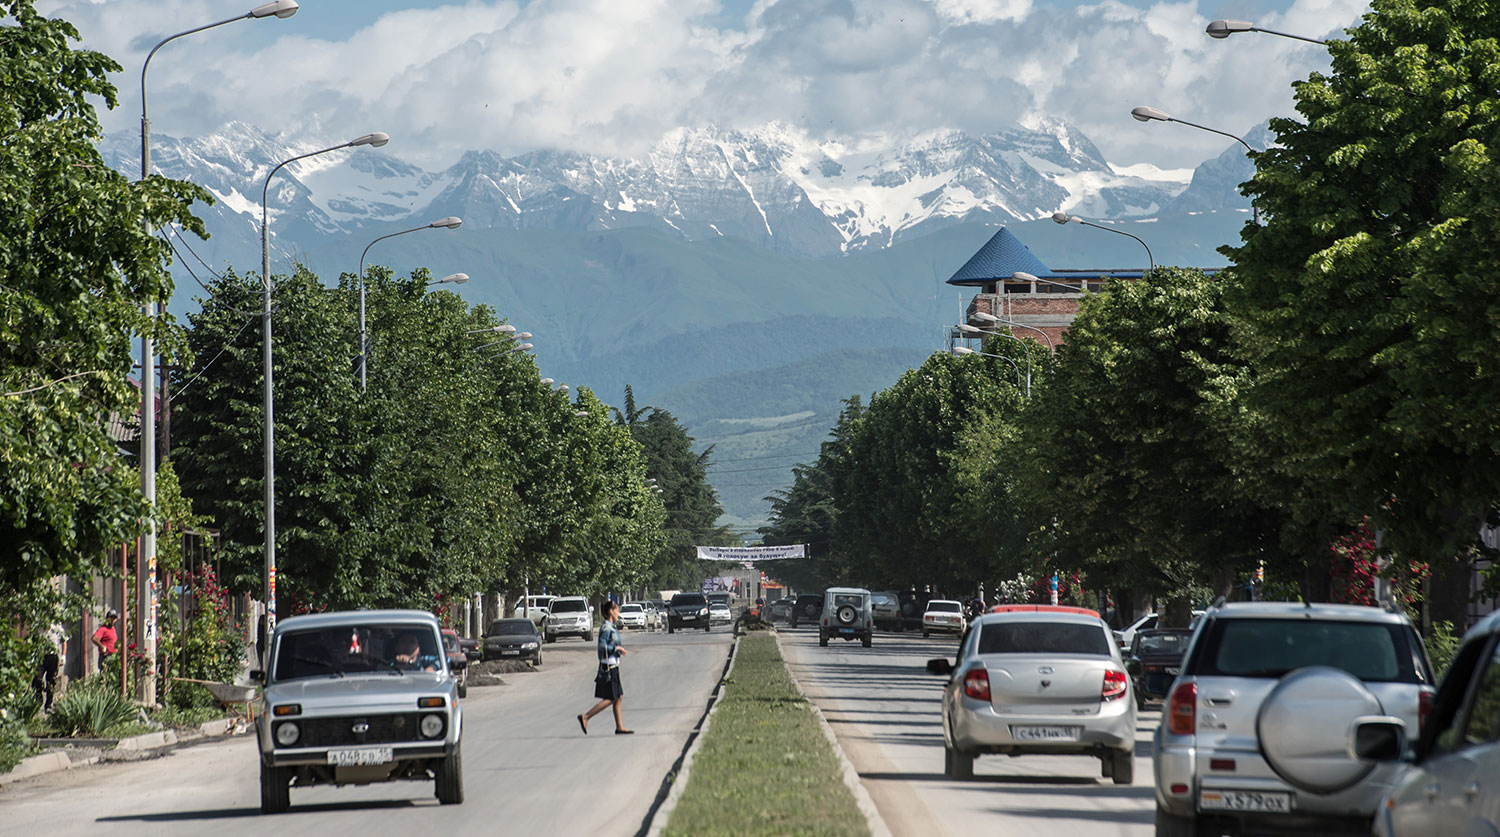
xmin=91 ymin=609 xmax=118 ymax=672
xmin=577 ymin=600 xmax=632 ymax=735
xmin=31 ymin=622 xmax=65 ymax=711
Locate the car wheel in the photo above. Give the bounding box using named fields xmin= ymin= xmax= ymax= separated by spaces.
xmin=923 ymin=630 xmax=929 ymax=638
xmin=435 ymin=741 xmax=464 ymax=805
xmin=943 ymin=745 xmax=974 ymax=780
xmin=259 ymin=760 xmax=291 ymax=814
xmin=584 ymin=631 xmax=593 ymax=642
xmin=818 ymin=631 xmax=829 ymax=647
xmin=1153 ymin=805 xmax=1200 ymax=837
xmin=861 ymin=634 xmax=872 ymax=648
xmin=1111 ymin=748 xmax=1134 ymax=785
xmin=703 ymin=626 xmax=710 ymax=632
xmin=457 ymin=683 xmax=468 ymax=699
xmin=668 ymin=625 xmax=675 ymax=634
xmin=545 ymin=633 xmax=555 ymax=644
xmin=1136 ymin=694 xmax=1148 ymax=712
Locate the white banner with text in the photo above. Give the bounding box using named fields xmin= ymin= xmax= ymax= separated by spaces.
xmin=695 ymin=544 xmax=806 ymax=561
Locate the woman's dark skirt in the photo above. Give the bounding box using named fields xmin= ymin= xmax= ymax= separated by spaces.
xmin=594 ymin=665 xmax=623 ymax=701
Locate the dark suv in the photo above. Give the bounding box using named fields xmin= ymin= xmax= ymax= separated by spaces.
xmin=790 ymin=593 xmax=824 ymax=628
xmin=667 ymin=592 xmax=710 ymax=633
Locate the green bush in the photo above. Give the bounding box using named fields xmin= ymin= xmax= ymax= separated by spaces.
xmin=47 ymin=678 xmax=139 ymax=738
xmin=1425 ymin=620 xmax=1463 ymax=681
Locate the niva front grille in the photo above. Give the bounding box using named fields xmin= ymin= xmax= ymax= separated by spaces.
xmin=297 ymin=713 xmax=423 ymax=747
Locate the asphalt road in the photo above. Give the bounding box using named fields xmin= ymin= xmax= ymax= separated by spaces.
xmin=0 ymin=624 xmax=732 ymax=836
xmin=778 ymin=622 xmax=1157 ymax=837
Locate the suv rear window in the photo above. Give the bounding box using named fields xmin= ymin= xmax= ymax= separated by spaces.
xmin=671 ymin=594 xmax=707 ymax=606
xmin=979 ymin=622 xmax=1111 ymax=656
xmin=830 ymin=594 xmax=863 ymax=608
xmin=1196 ymin=618 xmax=1423 ymax=682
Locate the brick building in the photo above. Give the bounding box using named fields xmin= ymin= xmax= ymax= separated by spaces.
xmin=946 ymin=227 xmax=1146 ymax=349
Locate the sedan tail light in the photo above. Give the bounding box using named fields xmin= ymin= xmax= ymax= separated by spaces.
xmin=1419 ymin=686 xmax=1434 ymax=731
xmin=963 ymin=668 xmax=991 ymax=701
xmin=1102 ymin=669 xmax=1128 ymax=701
xmin=1167 ymin=681 xmax=1197 ymax=735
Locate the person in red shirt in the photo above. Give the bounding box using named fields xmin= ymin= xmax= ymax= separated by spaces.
xmin=91 ymin=608 xmax=118 ymax=669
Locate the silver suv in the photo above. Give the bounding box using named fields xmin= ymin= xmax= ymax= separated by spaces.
xmin=543 ymin=596 xmax=593 ymax=643
xmin=253 ymin=610 xmax=465 ymax=813
xmin=1153 ymin=602 xmax=1435 ymax=836
xmin=820 ymin=587 xmax=873 ymax=647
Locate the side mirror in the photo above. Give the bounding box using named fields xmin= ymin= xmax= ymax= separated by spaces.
xmin=926 ymin=658 xmax=954 ymax=676
xmin=249 ymin=669 xmax=264 ymax=683
xmin=1350 ymin=716 xmax=1406 ymax=761
xmin=1126 ymin=658 xmax=1143 ymax=677
xmin=450 ymin=658 xmax=468 ymax=672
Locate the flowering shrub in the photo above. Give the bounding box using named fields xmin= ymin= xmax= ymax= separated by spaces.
xmin=1328 ymin=518 xmax=1431 ymax=607
xmin=159 ymin=567 xmax=243 ymax=711
xmin=994 ymin=573 xmax=1034 ymax=604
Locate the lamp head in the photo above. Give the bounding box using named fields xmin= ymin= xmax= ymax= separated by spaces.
xmin=1131 ymin=106 xmax=1170 ymax=123
xmin=517 ymin=343 xmax=533 ymax=351
xmin=515 ymin=332 xmax=532 ymax=340
xmin=431 ymin=272 xmax=467 ymax=285
xmin=973 ymin=311 xmax=1000 ymax=324
xmin=957 ymin=324 xmax=982 ymax=334
xmin=951 ymin=346 xmax=976 ymax=356
xmin=1206 ymin=19 xmax=1253 ymax=38
xmin=250 ymin=0 xmax=299 ymax=19
xmin=350 ymin=132 xmax=390 ymax=148
xmin=430 ymin=216 xmax=463 ymax=229
xmin=1011 ymin=271 xmax=1039 ymax=283
xmin=575 ymin=410 xmax=590 ymax=418
xmin=1052 ymin=211 xmax=1074 ymax=225
xmin=556 ymin=384 xmax=569 ymax=393
xmin=497 ymin=324 xmax=516 ymax=333
xmin=540 ymin=378 xmax=555 ymax=385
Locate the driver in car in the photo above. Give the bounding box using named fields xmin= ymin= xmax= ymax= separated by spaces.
xmin=392 ymin=632 xmax=441 ymax=672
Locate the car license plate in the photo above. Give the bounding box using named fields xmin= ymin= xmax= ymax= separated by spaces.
xmin=1011 ymin=725 xmax=1081 ymax=742
xmin=326 ymin=747 xmax=393 ymax=766
xmin=500 ymin=648 xmax=520 ymax=655
xmin=840 ymin=628 xmax=855 ymax=634
xmin=1199 ymin=790 xmax=1292 ymax=812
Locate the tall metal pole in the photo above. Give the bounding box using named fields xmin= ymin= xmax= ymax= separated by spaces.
xmin=357 ymin=217 xmax=461 ymax=390
xmin=260 ymin=134 xmax=387 ymax=635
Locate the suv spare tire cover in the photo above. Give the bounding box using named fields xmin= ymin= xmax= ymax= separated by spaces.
xmin=1256 ymin=666 xmax=1383 ymax=795
xmin=838 ymin=605 xmax=857 ymax=625
xmin=803 ymin=602 xmax=818 ymax=616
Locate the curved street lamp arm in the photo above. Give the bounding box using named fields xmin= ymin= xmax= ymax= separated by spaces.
xmin=1252 ymin=25 xmax=1327 ymax=44
xmin=1073 ymin=219 xmax=1156 ymax=273
xmin=359 ymin=224 xmax=431 ymax=283
xmin=141 ymin=14 xmax=255 ymax=125
xmin=1165 ymin=116 xmax=1255 ymax=156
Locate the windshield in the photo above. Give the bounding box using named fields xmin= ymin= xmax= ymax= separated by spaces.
xmin=274 ymin=624 xmax=444 ymax=681
xmin=1137 ymin=633 xmax=1190 ymax=655
xmin=672 ymin=594 xmax=706 ymax=606
xmin=979 ymin=622 xmax=1111 ymax=656
xmin=550 ymin=599 xmax=586 ymax=613
xmin=488 ymin=620 xmax=534 ymax=636
xmin=1202 ymin=619 xmax=1418 ymax=682
xmin=871 ymin=593 xmax=897 ymax=607
xmin=928 ymin=601 xmax=961 ymax=613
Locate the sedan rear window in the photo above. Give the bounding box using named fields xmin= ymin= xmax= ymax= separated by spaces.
xmin=1200 ymin=619 xmax=1420 ymax=682
xmin=927 ymin=601 xmax=961 ymax=613
xmin=979 ymin=622 xmax=1111 ymax=656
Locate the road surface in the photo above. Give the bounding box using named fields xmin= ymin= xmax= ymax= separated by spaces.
xmin=0 ymin=625 xmax=732 ymax=836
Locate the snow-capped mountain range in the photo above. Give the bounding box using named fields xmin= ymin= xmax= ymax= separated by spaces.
xmin=102 ymin=118 xmax=1243 ymax=259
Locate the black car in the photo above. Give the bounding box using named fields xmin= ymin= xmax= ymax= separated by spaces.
xmin=667 ymin=592 xmax=710 ymax=633
xmin=789 ymin=593 xmax=824 ymax=628
xmin=483 ymin=617 xmax=543 ymax=665
xmin=897 ymin=590 xmax=933 ymax=631
xmin=1124 ymin=628 xmax=1192 ymax=709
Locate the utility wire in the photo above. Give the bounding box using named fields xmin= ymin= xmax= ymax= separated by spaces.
xmin=705 ymin=450 xmax=821 ymax=464
xmin=171 ymin=313 xmax=257 ymax=400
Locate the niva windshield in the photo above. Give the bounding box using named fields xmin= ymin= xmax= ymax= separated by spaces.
xmin=274 ymin=624 xmax=443 ymax=681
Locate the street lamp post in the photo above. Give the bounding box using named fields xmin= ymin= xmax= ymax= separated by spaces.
xmin=358 ymin=216 xmax=462 ymax=389
xmin=136 ymin=0 xmax=298 ymax=705
xmin=1050 ymin=212 xmax=1156 ymax=273
xmin=951 ymin=346 xmax=1027 ymax=396
xmin=1131 ymin=106 xmax=1260 ymax=225
xmin=956 ymin=324 xmax=1032 ymax=396
xmin=1206 ymin=19 xmax=1327 ymax=44
xmin=972 ymin=309 xmax=1056 ymax=352
xmin=260 ymin=131 xmax=388 ymax=636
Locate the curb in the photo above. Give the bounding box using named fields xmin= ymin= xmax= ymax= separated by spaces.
xmin=775 ymin=631 xmax=893 ymax=837
xmin=639 ymin=625 xmax=742 ymax=837
xmin=2 ymin=716 xmax=244 ymax=788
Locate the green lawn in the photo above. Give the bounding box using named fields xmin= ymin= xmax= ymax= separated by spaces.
xmin=663 ymin=633 xmax=869 ymax=837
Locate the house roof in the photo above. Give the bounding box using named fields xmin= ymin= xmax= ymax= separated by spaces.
xmin=945 ymin=226 xmax=1150 ymax=286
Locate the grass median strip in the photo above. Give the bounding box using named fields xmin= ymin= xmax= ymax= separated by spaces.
xmin=663 ymin=632 xmax=868 ymax=837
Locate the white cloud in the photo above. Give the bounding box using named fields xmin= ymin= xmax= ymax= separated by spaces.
xmin=39 ymin=0 xmax=1368 ymax=169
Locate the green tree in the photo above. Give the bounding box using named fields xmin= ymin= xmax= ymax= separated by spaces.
xmin=1226 ymin=0 xmax=1500 ymax=568
xmin=760 ymin=396 xmax=864 ymax=591
xmin=0 ymin=0 xmax=208 ymax=589
xmin=624 ymin=400 xmax=731 ymax=590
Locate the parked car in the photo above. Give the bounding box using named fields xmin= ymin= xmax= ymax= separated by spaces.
xmin=1371 ymin=606 xmax=1500 ymax=837
xmin=1124 ymin=628 xmax=1193 ymax=710
xmin=439 ymin=629 xmax=469 ymax=698
xmin=1153 ymin=602 xmax=1436 ymax=837
xmin=706 ymin=591 xmax=733 ymax=610
xmin=767 ymin=597 xmax=795 ymax=622
xmin=618 ymin=602 xmax=649 ymax=630
xmin=709 ymin=603 xmax=733 ymax=625
xmin=646 ymin=600 xmax=669 ymax=630
xmin=668 ymin=592 xmax=711 ymax=633
xmin=820 ymin=588 xmax=874 ymax=648
xmin=899 ymin=590 xmax=934 ymax=631
xmin=790 ymin=593 xmax=824 ymax=628
xmin=871 ymin=591 xmax=902 ymax=631
xmin=927 ymin=606 xmax=1136 ymax=783
xmin=1117 ymin=610 xmax=1205 ymax=650
xmin=515 ymin=595 xmax=555 ymax=628
xmin=252 ymin=610 xmax=465 ymax=813
xmin=543 ymin=596 xmax=593 ymax=643
xmin=923 ymin=599 xmax=966 ymax=637
xmin=482 ymin=618 xmax=542 ymax=665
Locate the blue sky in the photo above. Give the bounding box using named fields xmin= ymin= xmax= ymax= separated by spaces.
xmin=42 ymin=0 xmax=1364 ymax=169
